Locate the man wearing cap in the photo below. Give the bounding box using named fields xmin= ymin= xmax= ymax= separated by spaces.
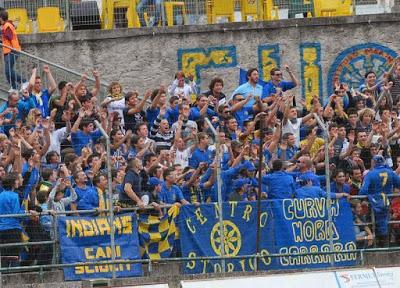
xmin=229 ymin=178 xmax=249 ymax=202
xmin=295 ymin=174 xmax=349 ymax=199
xmin=262 ymin=159 xmax=296 ymax=199
xmin=360 ymin=155 xmax=400 ymax=247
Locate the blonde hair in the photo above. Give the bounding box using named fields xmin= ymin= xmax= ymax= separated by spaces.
xmin=26 ymin=108 xmax=41 ymax=127
xmin=358 ymin=108 xmax=375 ymax=120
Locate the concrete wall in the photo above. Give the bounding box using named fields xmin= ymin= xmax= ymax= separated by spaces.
xmin=17 ymin=14 xmax=400 ymax=104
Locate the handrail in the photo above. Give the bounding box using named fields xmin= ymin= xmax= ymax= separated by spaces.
xmin=0 ymin=42 xmax=152 ymax=104
xmin=0 ymin=42 xmax=109 ymax=90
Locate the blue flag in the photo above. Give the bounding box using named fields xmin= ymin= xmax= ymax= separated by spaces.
xmin=271 ymin=198 xmax=357 ymax=269
xmin=58 ymin=213 xmax=142 ymax=280
xmin=179 ymin=202 xmax=276 ymax=274
xmin=239 ymin=68 xmax=268 ymax=87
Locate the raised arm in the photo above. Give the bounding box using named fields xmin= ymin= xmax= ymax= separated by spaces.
xmin=91 ymin=70 xmax=101 ymax=98
xmin=43 ymin=65 xmax=57 ymax=95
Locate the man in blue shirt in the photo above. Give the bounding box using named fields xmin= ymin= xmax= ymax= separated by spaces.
xmin=160 ymin=168 xmax=189 ymax=205
xmin=189 ymin=132 xmax=211 ymax=169
xmin=0 ymin=172 xmax=37 ymax=267
xmin=230 ymin=68 xmax=263 ymax=107
xmin=0 ymin=91 xmax=35 ymax=131
xmin=263 ymin=159 xmax=296 ymax=199
xmin=71 ymin=109 xmax=105 ymax=156
xmin=28 ymin=66 xmax=57 ymax=117
xmin=360 ymin=155 xmax=400 ymax=247
xmin=189 ymin=94 xmax=218 ymax=121
xmin=262 ymin=66 xmax=298 ymax=101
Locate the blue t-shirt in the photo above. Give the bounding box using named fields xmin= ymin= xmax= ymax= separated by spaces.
xmin=231 ymin=82 xmax=263 ymax=108
xmin=233 ymin=106 xmax=254 ymax=129
xmin=262 ymin=171 xmax=296 ymax=199
xmin=31 ymin=89 xmax=51 ymax=117
xmin=146 ymin=107 xmax=160 ymax=128
xmin=0 ymin=190 xmax=24 ymax=231
xmin=71 ymin=129 xmax=102 ymax=156
xmin=188 ymin=147 xmax=211 ymax=169
xmin=189 ymin=106 xmax=218 ymax=121
xmin=295 ymin=186 xmax=336 ymax=199
xmin=160 ymin=183 xmax=184 ymax=204
xmin=262 ymin=80 xmax=296 ymax=99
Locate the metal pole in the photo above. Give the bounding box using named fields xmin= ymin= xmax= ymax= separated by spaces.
xmin=204 ymin=117 xmax=225 ymax=273
xmin=313 ymin=113 xmax=334 ymax=267
xmin=256 ymin=114 xmax=265 ymax=270
xmin=94 ymin=120 xmax=116 ymax=279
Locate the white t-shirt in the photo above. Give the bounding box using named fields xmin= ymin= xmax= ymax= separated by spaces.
xmin=282 ymin=118 xmax=303 ymax=146
xmin=174 ymin=147 xmax=191 ymax=168
xmin=106 ymin=97 xmax=125 ymax=124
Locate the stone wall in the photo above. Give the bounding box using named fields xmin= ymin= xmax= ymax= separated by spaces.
xmin=18 ymin=14 xmax=400 ymax=104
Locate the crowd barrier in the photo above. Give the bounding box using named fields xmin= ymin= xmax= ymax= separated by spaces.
xmin=2 ymin=196 xmax=400 ymax=281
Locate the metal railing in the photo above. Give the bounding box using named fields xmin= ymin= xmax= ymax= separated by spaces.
xmin=0 ymin=194 xmax=399 ymax=276
xmin=2 ymin=0 xmax=400 ymax=33
xmin=0 ymin=42 xmax=110 ymax=102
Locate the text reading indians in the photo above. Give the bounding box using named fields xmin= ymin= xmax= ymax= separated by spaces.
xmin=280 ymin=198 xmax=357 ymax=266
xmin=185 ymin=202 xmax=271 ymax=273
xmin=66 ymin=215 xmax=133 ymax=275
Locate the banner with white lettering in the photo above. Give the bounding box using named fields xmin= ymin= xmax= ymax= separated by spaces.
xmin=272 ymin=198 xmax=357 ymax=269
xmin=58 ymin=213 xmax=142 ymax=280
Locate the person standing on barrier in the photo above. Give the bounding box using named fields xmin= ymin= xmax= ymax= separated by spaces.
xmin=360 ymin=155 xmax=400 ymax=247
xmin=0 ymin=8 xmax=25 ymax=90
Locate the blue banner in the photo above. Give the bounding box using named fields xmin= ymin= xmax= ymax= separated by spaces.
xmin=272 ymin=198 xmax=357 ymax=269
xmin=179 ymin=199 xmax=357 ymax=274
xmin=58 ymin=213 xmax=142 ymax=280
xmin=179 ymin=202 xmax=276 ymax=274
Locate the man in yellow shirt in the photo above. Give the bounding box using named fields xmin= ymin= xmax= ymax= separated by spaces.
xmin=300 ymin=127 xmax=324 ymax=158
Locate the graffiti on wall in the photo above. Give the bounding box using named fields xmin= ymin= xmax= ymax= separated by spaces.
xmin=258 ymin=44 xmax=280 ymax=83
xmin=177 ymin=46 xmax=237 ymax=84
xmin=177 ymin=43 xmax=397 ymax=102
xmin=300 ymin=43 xmax=322 ymax=109
xmin=327 ymin=43 xmax=397 ymax=96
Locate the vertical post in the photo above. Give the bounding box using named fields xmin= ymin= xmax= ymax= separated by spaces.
xmin=204 ymin=117 xmax=225 ymax=273
xmin=52 ymin=213 xmax=58 ymax=265
xmin=94 ymin=120 xmax=116 ymax=279
xmin=352 ymin=0 xmax=357 ymax=15
xmin=313 ymin=113 xmax=334 ymax=267
xmin=65 ymin=0 xmax=72 ymax=31
xmin=256 ymin=114 xmax=265 ymax=270
xmin=195 ymin=0 xmax=200 ymax=24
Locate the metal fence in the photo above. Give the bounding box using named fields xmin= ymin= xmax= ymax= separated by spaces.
xmin=0 ymin=194 xmax=399 ymax=275
xmin=2 ymin=0 xmax=400 ymax=33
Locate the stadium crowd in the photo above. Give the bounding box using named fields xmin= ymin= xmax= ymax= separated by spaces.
xmin=2 ymin=56 xmax=400 ymax=266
